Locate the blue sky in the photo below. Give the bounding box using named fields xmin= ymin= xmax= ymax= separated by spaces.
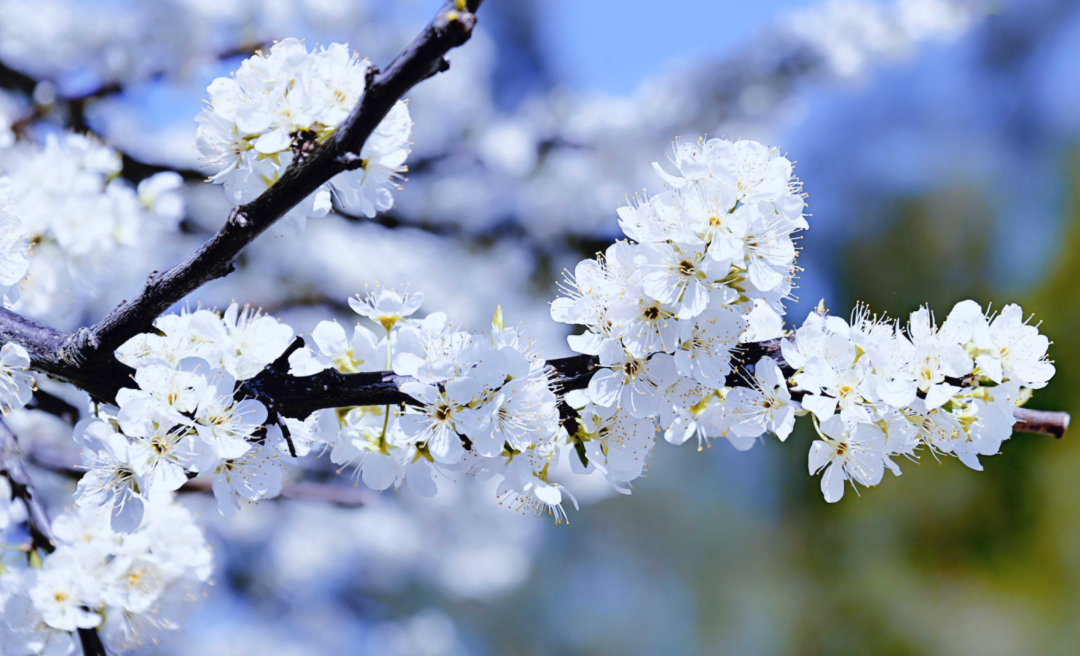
xmin=541 ymin=0 xmax=814 ymax=94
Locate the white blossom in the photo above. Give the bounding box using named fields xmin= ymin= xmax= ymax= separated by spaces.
xmin=330 ymin=406 xmax=406 ymax=492
xmin=288 ymin=320 xmax=380 ymax=376
xmin=808 ymin=416 xmax=888 ymax=503
xmin=350 ymin=286 xmax=425 ymax=331
xmin=75 ymin=419 xmax=146 ymax=534
xmin=136 ymin=172 xmax=185 ymax=229
xmin=726 ymin=356 xmax=797 ymax=442
xmin=0 ymin=341 xmax=34 ymax=414
xmin=210 ymin=443 xmax=286 ymax=517
xmin=27 ymin=557 xmax=102 ymax=632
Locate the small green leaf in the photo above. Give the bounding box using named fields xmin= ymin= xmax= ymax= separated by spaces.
xmin=574 ymin=439 xmax=589 ymax=469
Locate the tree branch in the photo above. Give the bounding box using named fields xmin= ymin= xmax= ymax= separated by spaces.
xmin=26 ymin=388 xmax=83 ymax=425
xmin=0 ymin=419 xmax=56 ymax=552
xmin=6 ymin=316 xmax=1071 ymax=441
xmin=57 ymin=0 xmax=483 ymax=370
xmin=0 ymin=308 xmax=134 ymax=405
xmin=180 ymin=477 xmax=373 ymax=507
xmin=77 ymin=628 xmax=108 ymax=656
xmin=248 ymin=343 xmax=1070 ymax=438
xmin=1012 ymin=407 xmax=1070 ymax=438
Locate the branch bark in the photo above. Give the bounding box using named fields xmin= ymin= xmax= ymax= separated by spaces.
xmin=1012 ymin=407 xmax=1070 ymax=438
xmin=10 ymin=321 xmax=1073 ymax=441
xmin=248 ymin=347 xmax=1070 ymax=438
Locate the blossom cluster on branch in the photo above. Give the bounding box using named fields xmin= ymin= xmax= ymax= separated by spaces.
xmin=552 ymin=137 xmax=807 ymax=446
xmin=551 ymin=136 xmax=1056 ymax=502
xmin=0 ymin=494 xmax=211 ymax=654
xmin=197 ymin=38 xmax=412 ymax=234
xmin=293 ymin=289 xmax=567 ymax=513
xmin=81 ymin=303 xmax=294 ymax=528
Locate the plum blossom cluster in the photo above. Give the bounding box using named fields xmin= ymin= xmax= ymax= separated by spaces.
xmin=0 ymin=496 xmax=211 ymax=654
xmin=286 ymin=288 xmax=574 ymax=521
xmin=551 ymin=136 xmax=1057 ymax=503
xmin=787 ymin=300 xmax=1054 ymax=501
xmin=553 ymin=136 xmax=804 ymax=359
xmin=196 ymin=38 xmax=412 ymax=234
xmin=551 ymin=136 xmax=805 ymax=449
xmin=76 ymin=303 xmax=294 ymax=531
xmin=392 ymin=302 xmax=569 ymax=521
xmin=0 ymin=133 xmax=183 ymax=322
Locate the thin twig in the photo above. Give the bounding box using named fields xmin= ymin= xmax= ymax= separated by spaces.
xmin=180 ymin=477 xmax=372 ymax=507
xmin=26 ymin=388 xmax=82 ymax=424
xmin=0 ymin=420 xmax=55 ymax=552
xmin=1012 ymin=407 xmax=1071 ymax=438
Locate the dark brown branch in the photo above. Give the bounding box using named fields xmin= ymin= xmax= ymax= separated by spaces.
xmin=0 ymin=59 xmax=38 ymax=96
xmin=77 ymin=628 xmax=108 ymax=656
xmin=0 ymin=420 xmax=56 ymax=552
xmin=5 ymin=310 xmax=1071 ymax=441
xmin=179 ymin=477 xmax=372 ymax=507
xmin=0 ymin=307 xmax=134 ymax=405
xmin=58 ymin=0 xmax=483 ymax=371
xmin=248 ymin=345 xmax=1069 ymax=438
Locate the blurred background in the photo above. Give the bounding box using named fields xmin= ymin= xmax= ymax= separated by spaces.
xmin=3 ymin=0 xmax=1080 ymax=654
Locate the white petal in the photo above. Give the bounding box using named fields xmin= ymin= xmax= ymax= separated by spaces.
xmin=311 ymin=321 xmax=349 ymax=358
xmin=820 ymin=463 xmax=846 ymax=503
xmin=808 ymin=440 xmax=831 ymax=475
xmin=801 ymin=394 xmax=838 ymax=421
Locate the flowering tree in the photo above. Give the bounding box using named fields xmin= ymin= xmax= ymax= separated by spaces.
xmin=0 ymin=1 xmax=1069 ymax=654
